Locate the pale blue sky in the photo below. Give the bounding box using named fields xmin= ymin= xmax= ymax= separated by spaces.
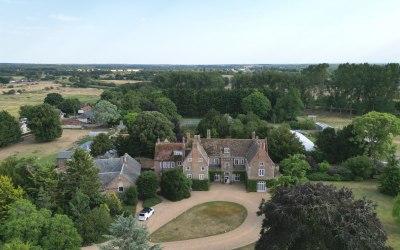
xmin=1 ymin=0 xmax=399 ymax=64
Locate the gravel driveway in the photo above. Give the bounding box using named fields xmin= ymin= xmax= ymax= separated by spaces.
xmin=83 ymin=183 xmax=270 ymax=250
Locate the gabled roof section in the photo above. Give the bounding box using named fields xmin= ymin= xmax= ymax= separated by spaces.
xmin=200 ymin=139 xmax=254 ymax=157
xmin=94 ymin=153 xmax=141 ymax=187
xmin=154 ymin=142 xmax=185 ymax=161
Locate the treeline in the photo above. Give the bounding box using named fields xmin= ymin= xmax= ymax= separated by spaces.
xmin=232 ymin=63 xmax=400 ymax=115
xmin=152 ymin=71 xmax=225 ymax=89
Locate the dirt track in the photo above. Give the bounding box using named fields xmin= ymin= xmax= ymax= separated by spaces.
xmin=83 ymin=184 xmax=269 ymax=250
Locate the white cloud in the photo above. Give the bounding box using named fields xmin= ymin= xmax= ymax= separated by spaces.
xmin=50 ymin=14 xmax=79 ymax=22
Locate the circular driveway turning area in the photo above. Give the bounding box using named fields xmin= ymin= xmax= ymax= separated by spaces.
xmin=148 ymin=184 xmax=269 ymax=250
xmin=82 ymin=183 xmax=269 ymax=250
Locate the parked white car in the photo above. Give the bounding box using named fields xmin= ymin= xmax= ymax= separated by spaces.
xmin=138 ymin=207 xmax=155 ymax=221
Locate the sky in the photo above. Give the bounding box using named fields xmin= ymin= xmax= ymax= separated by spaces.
xmin=0 ymin=0 xmax=399 ymax=64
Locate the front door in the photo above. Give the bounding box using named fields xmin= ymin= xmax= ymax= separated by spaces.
xmin=224 ymin=172 xmax=230 ymax=184
xmin=214 ymin=174 xmax=220 ymax=182
xmin=257 ymin=181 xmax=266 ymax=192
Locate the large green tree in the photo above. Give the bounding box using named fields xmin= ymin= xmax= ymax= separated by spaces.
xmin=58 ymin=98 xmax=81 ymax=116
xmin=44 ymin=93 xmax=64 ymax=106
xmin=160 ymin=168 xmax=191 ymax=201
xmin=101 ymin=215 xmax=162 ymax=250
xmin=90 ymin=133 xmax=114 ymax=157
xmin=379 ymin=151 xmax=400 ymax=196
xmin=256 ymin=183 xmax=390 ymax=250
xmin=154 ymin=97 xmax=178 ymax=120
xmin=1 ymin=199 xmax=82 ymax=249
xmin=61 ymin=148 xmax=101 ymax=203
xmin=279 ymin=154 xmax=310 ymax=179
xmin=197 ymin=109 xmax=230 ymax=138
xmin=94 ymin=100 xmax=121 ymax=125
xmin=267 ymin=126 xmax=305 ymax=163
xmin=352 ymin=112 xmax=400 ymax=159
xmin=241 ymin=91 xmax=271 ymax=119
xmin=275 ymin=88 xmax=304 ymax=121
xmin=128 ymin=111 xmax=175 ymax=157
xmin=19 ymin=104 xmax=63 ymax=142
xmin=136 ymin=171 xmax=158 ymax=200
xmin=0 ymin=111 xmax=21 ymax=147
xmin=0 ymin=176 xmax=24 ymax=220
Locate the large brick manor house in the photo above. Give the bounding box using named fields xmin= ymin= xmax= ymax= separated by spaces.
xmin=154 ymin=130 xmax=278 ymax=192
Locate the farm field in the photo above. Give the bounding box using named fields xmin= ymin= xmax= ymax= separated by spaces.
xmin=0 ymin=81 xmax=102 ymax=117
xmin=299 ymin=110 xmax=354 ymax=128
xmin=0 ymin=129 xmax=90 ymax=162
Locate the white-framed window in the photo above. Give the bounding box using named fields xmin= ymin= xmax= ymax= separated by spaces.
xmin=185 ymin=166 xmax=191 ymax=171
xmin=199 ymin=174 xmax=205 ymax=180
xmin=187 ymin=174 xmax=192 ymax=179
xmin=257 ymin=181 xmax=267 ymax=192
xmin=224 ymin=147 xmax=230 ymax=153
xmin=234 ymin=158 xmax=240 ymax=165
xmin=240 ymin=159 xmax=245 ymax=164
xmin=118 ymin=183 xmax=124 ymax=192
xmin=234 ymin=173 xmax=241 ymax=181
xmin=177 ymin=161 xmax=182 ymax=166
xmin=259 ymin=161 xmax=265 ymax=167
xmin=171 ymin=162 xmax=175 ymax=168
xmin=201 ymin=166 xmax=206 ymax=171
xmin=188 ymin=157 xmax=192 ymax=162
xmin=174 ymin=150 xmax=183 ymax=156
xmin=258 ymin=169 xmax=265 ymax=176
xmin=224 ymin=162 xmax=229 ymax=168
xmin=214 ymin=174 xmax=220 ymax=182
xmin=214 ymin=158 xmax=220 ymax=164
xmin=198 ymin=158 xmax=203 ymax=162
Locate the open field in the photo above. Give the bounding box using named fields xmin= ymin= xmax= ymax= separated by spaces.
xmin=299 ymin=110 xmax=354 ymax=128
xmin=0 ymin=129 xmax=90 ymax=162
xmin=322 ymin=181 xmax=400 ymax=249
xmin=150 ymin=201 xmax=247 ymax=243
xmin=0 ymin=81 xmax=102 ymax=117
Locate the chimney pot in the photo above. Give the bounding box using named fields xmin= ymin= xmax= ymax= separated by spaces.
xmin=207 ymin=129 xmax=211 ymax=139
xmin=251 ymin=131 xmax=256 ymax=139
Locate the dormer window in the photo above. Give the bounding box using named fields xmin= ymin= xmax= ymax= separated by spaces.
xmin=224 ymin=147 xmax=230 ymax=154
xmin=174 ymin=150 xmax=183 ymax=156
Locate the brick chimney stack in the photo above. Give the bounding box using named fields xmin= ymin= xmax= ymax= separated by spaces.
xmin=207 ymin=129 xmax=211 ymax=139
xmin=186 ymin=132 xmax=191 ymax=142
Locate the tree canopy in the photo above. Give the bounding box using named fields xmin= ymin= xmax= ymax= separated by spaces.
xmin=19 ymin=104 xmax=63 ymax=142
xmin=101 ymin=215 xmax=162 ymax=250
xmin=241 ymin=91 xmax=271 ymax=119
xmin=94 ymin=100 xmax=120 ymax=125
xmin=267 ymin=126 xmax=305 ymax=163
xmin=0 ymin=111 xmax=21 ymax=147
xmin=256 ymin=182 xmax=390 ymax=250
xmin=44 ymin=93 xmax=64 ymax=106
xmin=128 ymin=111 xmax=175 ymax=157
xmin=160 ymin=168 xmax=191 ymax=201
xmin=352 ymin=111 xmax=400 ymax=159
xmin=90 ymin=133 xmax=114 ymax=157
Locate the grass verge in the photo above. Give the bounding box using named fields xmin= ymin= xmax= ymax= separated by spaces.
xmin=321 ymin=181 xmax=400 ymax=249
xmin=150 ymin=201 xmax=247 ymax=242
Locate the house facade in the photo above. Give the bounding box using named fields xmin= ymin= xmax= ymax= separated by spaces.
xmin=154 ymin=131 xmax=278 ymax=192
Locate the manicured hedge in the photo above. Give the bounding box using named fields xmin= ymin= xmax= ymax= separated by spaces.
xmin=246 ymin=180 xmax=257 ymax=192
xmin=192 ymin=179 xmax=210 ymax=191
xmin=307 ymin=172 xmax=342 ymax=181
xmin=143 ymin=196 xmax=162 ymax=207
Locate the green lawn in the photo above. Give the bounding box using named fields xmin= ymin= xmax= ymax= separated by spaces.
xmin=150 ymin=201 xmax=247 ymax=242
xmin=321 ymin=181 xmax=400 ymax=249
